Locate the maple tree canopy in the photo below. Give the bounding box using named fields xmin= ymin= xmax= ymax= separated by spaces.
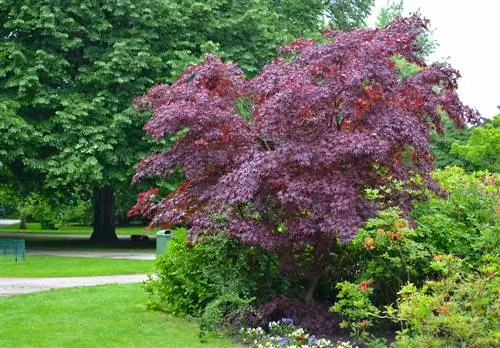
xmin=131 ymin=16 xmax=479 ymax=256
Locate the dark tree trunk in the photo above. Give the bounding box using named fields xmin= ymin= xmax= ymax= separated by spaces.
xmin=90 ymin=186 xmax=117 ymax=243
xmin=19 ymin=214 xmax=27 ymax=229
xmin=304 ymin=275 xmax=320 ymax=303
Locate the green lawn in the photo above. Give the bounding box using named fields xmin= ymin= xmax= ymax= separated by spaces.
xmin=0 ymin=255 xmax=154 ymax=277
xmin=0 ymin=283 xmax=240 ymax=348
xmin=0 ymin=222 xmax=161 ymax=235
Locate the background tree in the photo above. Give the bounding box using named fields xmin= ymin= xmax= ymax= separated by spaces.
xmin=375 ymin=0 xmax=438 ymax=57
xmin=375 ymin=0 xmax=404 ymax=28
xmin=132 ymin=16 xmax=479 ymax=301
xmin=451 ymin=114 xmax=500 ymax=172
xmin=430 ymin=117 xmax=473 ymax=170
xmin=0 ymin=0 xmax=330 ymax=241
xmin=324 ymin=0 xmax=375 ymax=29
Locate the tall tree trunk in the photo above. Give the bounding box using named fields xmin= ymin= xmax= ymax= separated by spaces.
xmin=90 ymin=186 xmax=117 ymax=243
xmin=19 ymin=214 xmax=27 ymax=230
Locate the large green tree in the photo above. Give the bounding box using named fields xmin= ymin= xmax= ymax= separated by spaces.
xmin=0 ymin=0 xmax=334 ymax=241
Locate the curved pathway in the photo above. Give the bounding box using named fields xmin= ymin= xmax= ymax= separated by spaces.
xmin=1 ymin=249 xmax=157 ymax=297
xmin=1 ymin=274 xmax=149 ymax=296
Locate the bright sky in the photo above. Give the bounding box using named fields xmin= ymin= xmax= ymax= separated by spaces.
xmin=370 ymin=0 xmax=500 ymax=118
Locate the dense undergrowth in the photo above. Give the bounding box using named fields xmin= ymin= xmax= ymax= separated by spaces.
xmin=145 ymin=167 xmax=498 ymax=346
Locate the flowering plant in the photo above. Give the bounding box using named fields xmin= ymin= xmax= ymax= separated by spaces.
xmin=240 ymin=318 xmax=356 ymax=348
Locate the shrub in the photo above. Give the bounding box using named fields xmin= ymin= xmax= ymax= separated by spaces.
xmin=388 ymin=255 xmax=500 ymax=347
xmin=199 ymin=292 xmax=253 ymax=340
xmin=331 ymin=280 xmax=380 ymax=342
xmin=21 ymin=193 xmax=90 ymax=229
xmin=412 ymin=167 xmax=499 ymax=267
xmin=345 ymin=208 xmax=430 ymax=305
xmin=144 ymin=228 xmax=288 ymax=317
xmin=329 ymin=176 xmax=499 ymax=343
xmin=132 ymin=15 xmax=478 ymax=304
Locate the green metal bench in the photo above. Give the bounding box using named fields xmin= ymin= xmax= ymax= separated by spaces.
xmin=0 ymin=239 xmax=26 ymax=262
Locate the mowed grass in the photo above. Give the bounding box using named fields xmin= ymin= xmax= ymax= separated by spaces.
xmin=0 ymin=283 xmax=241 ymax=348
xmin=0 ymin=222 xmax=161 ymax=235
xmin=0 ymin=255 xmax=154 ymax=277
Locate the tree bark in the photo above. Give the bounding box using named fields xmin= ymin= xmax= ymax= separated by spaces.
xmin=90 ymin=186 xmax=117 ymax=243
xmin=304 ymin=274 xmax=320 ymax=303
xmin=19 ymin=214 xmax=27 ymax=230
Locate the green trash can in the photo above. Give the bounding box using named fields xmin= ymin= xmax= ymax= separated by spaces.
xmin=156 ymin=230 xmax=172 ymax=255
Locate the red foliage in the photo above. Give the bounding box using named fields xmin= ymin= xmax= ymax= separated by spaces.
xmin=132 ymin=16 xmax=479 ymax=281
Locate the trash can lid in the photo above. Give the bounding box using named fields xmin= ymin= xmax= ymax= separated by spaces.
xmin=157 ymin=230 xmax=172 ymax=235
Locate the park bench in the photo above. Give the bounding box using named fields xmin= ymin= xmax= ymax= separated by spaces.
xmin=0 ymin=239 xmax=25 ymax=262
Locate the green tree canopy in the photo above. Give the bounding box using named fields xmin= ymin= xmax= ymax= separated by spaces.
xmin=451 ymin=115 xmax=500 ymax=172
xmin=430 ymin=117 xmax=473 ymax=170
xmin=324 ymin=0 xmax=375 ymax=29
xmin=0 ymin=0 xmax=335 ymax=240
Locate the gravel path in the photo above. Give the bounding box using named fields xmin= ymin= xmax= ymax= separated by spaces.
xmin=1 ymin=249 xmax=156 ymax=296
xmin=1 ymin=227 xmax=157 ymax=296
xmin=0 ymin=274 xmax=149 ymax=297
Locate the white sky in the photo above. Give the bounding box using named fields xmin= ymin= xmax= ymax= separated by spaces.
xmin=370 ymin=0 xmax=500 ymax=117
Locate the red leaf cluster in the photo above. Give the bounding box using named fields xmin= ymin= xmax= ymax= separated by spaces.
xmin=132 ymin=16 xmax=479 ymax=268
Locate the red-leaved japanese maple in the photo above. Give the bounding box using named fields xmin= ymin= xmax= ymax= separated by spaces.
xmin=131 ymin=16 xmax=479 ymax=301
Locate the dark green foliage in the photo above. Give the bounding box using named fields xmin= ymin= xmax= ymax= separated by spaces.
xmin=0 ymin=0 xmax=328 ymax=238
xmin=430 ymin=118 xmax=473 ymax=170
xmin=199 ymin=292 xmax=252 ymax=340
xmin=20 ymin=192 xmax=89 ymax=229
xmin=144 ymin=228 xmax=288 ymax=317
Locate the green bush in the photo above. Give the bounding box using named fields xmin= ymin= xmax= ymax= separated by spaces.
xmin=388 ymin=255 xmax=500 ymax=347
xmin=330 ymin=280 xmax=380 ymax=342
xmin=199 ymin=292 xmax=252 ymax=340
xmin=412 ymin=167 xmax=499 ymax=267
xmin=343 ymin=208 xmax=430 ymax=305
xmin=18 ymin=192 xmax=90 ymax=229
xmin=144 ymin=227 xmax=288 ymax=318
xmin=328 ymin=167 xmax=499 ymax=344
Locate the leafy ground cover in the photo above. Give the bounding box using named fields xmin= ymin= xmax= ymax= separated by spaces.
xmin=0 ymin=283 xmax=240 ymax=348
xmin=0 ymin=255 xmax=154 ymax=277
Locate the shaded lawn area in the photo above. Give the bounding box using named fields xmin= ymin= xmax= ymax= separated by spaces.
xmin=0 ymin=222 xmax=161 ymax=235
xmin=0 ymin=255 xmax=154 ymax=277
xmin=0 ymin=223 xmax=173 ymax=251
xmin=0 ymin=283 xmax=240 ymax=348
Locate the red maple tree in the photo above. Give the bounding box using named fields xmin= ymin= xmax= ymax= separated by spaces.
xmin=132 ymin=15 xmax=479 ymax=301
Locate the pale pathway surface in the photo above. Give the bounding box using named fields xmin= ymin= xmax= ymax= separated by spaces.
xmin=0 ymin=219 xmax=21 ymax=226
xmin=1 ymin=249 xmax=156 ymax=296
xmin=27 ymin=250 xmax=155 ymax=260
xmin=0 ymin=274 xmax=149 ymax=297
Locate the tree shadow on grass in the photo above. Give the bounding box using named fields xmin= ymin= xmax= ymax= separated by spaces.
xmin=22 ymin=236 xmax=156 ymax=250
